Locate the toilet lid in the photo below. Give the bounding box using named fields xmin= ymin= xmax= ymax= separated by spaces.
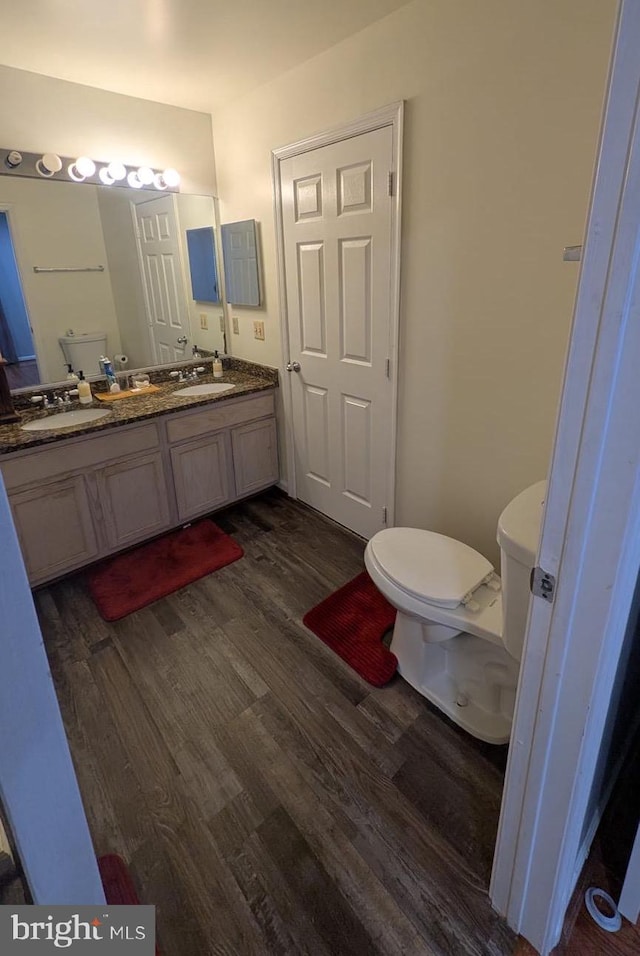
xmin=368 ymin=528 xmax=494 ymax=608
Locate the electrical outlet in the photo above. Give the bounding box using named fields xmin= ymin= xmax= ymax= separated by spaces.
xmin=199 ymin=313 xmax=208 ymax=330
xmin=253 ymin=320 xmax=265 ymax=341
xmin=232 ymin=316 xmax=240 ymax=335
xmin=219 ymin=315 xmax=225 ymax=332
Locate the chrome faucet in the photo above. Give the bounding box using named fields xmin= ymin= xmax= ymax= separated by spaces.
xmin=42 ymin=391 xmax=73 ymax=411
xmin=170 ymin=367 xmax=201 ymax=384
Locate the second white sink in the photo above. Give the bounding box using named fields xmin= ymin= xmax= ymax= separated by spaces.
xmin=175 ymin=383 xmax=236 ymax=397
xmin=21 ymin=408 xmax=112 ymax=432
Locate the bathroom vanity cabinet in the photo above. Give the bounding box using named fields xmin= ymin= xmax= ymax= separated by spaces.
xmin=0 ymin=390 xmax=278 ymax=586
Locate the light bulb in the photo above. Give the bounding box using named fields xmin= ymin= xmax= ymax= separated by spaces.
xmin=107 ymin=161 xmax=127 ymax=181
xmin=36 ymin=153 xmax=62 ymax=177
xmin=75 ymin=156 xmax=96 ymax=178
xmin=137 ymin=166 xmax=154 ymax=185
xmin=153 ymin=172 xmax=168 ymax=190
xmin=5 ymin=150 xmax=22 ymax=168
xmin=127 ymin=170 xmax=143 ymax=189
xmin=99 ymin=167 xmax=115 ymax=185
xmin=67 ymin=162 xmax=86 ymax=182
xmin=162 ymin=168 xmax=180 ymax=188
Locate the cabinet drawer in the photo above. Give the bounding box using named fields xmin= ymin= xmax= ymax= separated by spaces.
xmin=1 ymin=422 xmax=161 ymax=490
xmin=166 ymin=392 xmax=275 ymax=445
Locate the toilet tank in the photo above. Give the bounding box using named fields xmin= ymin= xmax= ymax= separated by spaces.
xmin=497 ymin=480 xmax=547 ymax=660
xmin=58 ymin=331 xmax=107 ymax=377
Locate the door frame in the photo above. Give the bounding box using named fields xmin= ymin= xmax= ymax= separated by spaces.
xmin=0 ymin=203 xmax=43 ymax=381
xmin=491 ymin=3 xmax=640 ymax=952
xmin=0 ymin=472 xmax=105 ymax=904
xmin=271 ymin=101 xmax=404 ymax=528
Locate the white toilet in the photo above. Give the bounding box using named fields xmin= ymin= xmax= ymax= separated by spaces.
xmin=58 ymin=331 xmax=107 ymax=377
xmin=364 ymin=481 xmax=546 ymax=744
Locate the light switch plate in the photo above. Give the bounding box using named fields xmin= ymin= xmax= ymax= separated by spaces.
xmin=199 ymin=313 xmax=208 ymax=330
xmin=219 ymin=315 xmax=225 ymax=332
xmin=253 ymin=320 xmax=265 ymax=341
xmin=232 ymin=316 xmax=240 ymax=335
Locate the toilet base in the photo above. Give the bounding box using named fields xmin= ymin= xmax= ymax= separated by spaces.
xmin=391 ymin=611 xmax=518 ymax=745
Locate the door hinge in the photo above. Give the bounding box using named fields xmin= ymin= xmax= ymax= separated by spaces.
xmin=382 ymin=507 xmax=388 ymax=525
xmin=387 ymin=171 xmax=394 ymax=197
xmin=530 ymin=566 xmax=556 ymax=603
xmin=385 ymin=358 xmax=391 ymax=378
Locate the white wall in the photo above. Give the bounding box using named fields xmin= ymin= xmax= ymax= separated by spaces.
xmin=212 ymin=0 xmax=616 ymax=562
xmin=0 ymin=65 xmax=216 ymax=196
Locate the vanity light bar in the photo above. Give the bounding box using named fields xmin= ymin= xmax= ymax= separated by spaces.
xmin=0 ymin=148 xmax=180 ymax=192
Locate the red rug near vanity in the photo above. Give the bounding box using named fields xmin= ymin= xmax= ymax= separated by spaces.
xmin=87 ymin=520 xmax=243 ymax=621
xmin=98 ymin=855 xmax=160 ymax=955
xmin=303 ymin=572 xmax=397 ymax=686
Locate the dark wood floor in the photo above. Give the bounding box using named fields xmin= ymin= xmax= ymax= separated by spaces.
xmin=35 ymin=489 xmax=516 ymax=956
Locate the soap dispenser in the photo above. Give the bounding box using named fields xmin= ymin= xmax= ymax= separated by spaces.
xmin=213 ymin=350 xmax=223 ymax=379
xmin=65 ymin=363 xmax=79 ymax=383
xmin=77 ymin=371 xmax=93 ymax=405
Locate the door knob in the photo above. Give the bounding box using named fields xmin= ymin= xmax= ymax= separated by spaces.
xmin=286 ymin=361 xmax=301 ymax=372
xmin=176 ymin=336 xmax=188 ymax=346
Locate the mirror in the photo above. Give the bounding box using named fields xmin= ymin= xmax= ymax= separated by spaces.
xmin=221 ymin=219 xmax=261 ymax=307
xmin=0 ymin=175 xmax=226 ymax=391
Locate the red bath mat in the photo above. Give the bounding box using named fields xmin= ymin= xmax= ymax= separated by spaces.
xmin=98 ymin=855 xmax=160 ymax=955
xmin=303 ymin=571 xmax=397 ymax=686
xmin=87 ymin=520 xmax=243 ymax=621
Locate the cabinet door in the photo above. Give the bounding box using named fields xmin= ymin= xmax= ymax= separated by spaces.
xmin=170 ymin=431 xmax=233 ymax=522
xmin=231 ymin=418 xmax=279 ymax=497
xmin=97 ymin=451 xmax=171 ymax=551
xmin=9 ymin=475 xmax=99 ymax=584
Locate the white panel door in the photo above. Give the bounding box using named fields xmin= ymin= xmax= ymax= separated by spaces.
xmin=135 ymin=195 xmax=191 ymax=364
xmin=281 ymin=126 xmax=394 ymax=538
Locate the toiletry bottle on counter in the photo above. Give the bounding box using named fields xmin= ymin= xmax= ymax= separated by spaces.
xmin=65 ymin=364 xmax=79 ymax=382
xmin=100 ymin=356 xmax=118 ymax=388
xmin=213 ymin=350 xmax=223 ymax=379
xmin=77 ymin=371 xmax=93 ymax=405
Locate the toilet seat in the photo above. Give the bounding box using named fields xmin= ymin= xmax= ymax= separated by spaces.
xmin=365 ymin=537 xmax=504 ymax=647
xmin=367 ymin=528 xmax=494 ymax=607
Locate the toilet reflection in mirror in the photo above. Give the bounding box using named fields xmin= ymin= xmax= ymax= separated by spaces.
xmin=0 ymin=176 xmax=226 ymax=390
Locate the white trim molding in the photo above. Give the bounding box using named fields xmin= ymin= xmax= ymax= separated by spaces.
xmin=491 ymin=3 xmax=640 ymax=952
xmin=271 ymin=102 xmax=404 ymax=526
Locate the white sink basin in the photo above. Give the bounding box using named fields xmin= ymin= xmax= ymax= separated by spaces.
xmin=175 ymin=382 xmax=236 ymax=397
xmin=21 ymin=408 xmax=112 ymax=431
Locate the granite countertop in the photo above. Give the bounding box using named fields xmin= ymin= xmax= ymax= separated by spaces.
xmin=0 ymin=358 xmax=278 ymax=456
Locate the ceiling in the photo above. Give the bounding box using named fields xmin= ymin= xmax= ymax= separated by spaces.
xmin=0 ymin=0 xmax=411 ymax=115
